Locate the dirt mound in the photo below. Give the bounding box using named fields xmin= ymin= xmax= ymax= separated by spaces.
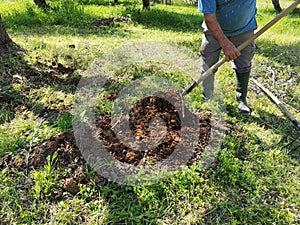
xmin=96 ymin=91 xmax=212 ymax=166
xmin=0 ymin=131 xmax=77 ymax=171
xmin=0 ymin=90 xmax=215 ymax=193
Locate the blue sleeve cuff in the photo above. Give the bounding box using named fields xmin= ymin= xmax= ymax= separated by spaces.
xmin=198 ymin=0 xmax=216 ymax=14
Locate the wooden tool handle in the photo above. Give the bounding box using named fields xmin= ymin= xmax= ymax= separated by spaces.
xmin=182 ymin=0 xmax=300 ymax=96
xmin=252 ymin=78 xmax=300 ymax=131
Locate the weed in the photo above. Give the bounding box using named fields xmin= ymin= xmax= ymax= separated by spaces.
xmin=47 ymin=0 xmax=86 ymax=26
xmin=54 ymin=112 xmax=73 ymax=131
xmin=30 ymin=152 xmax=59 ymax=201
xmin=0 ymin=103 xmax=15 ymax=123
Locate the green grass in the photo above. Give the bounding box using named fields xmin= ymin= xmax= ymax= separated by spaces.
xmin=0 ymin=0 xmax=299 ymax=224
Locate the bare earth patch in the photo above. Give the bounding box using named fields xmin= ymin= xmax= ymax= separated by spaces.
xmin=0 ymin=90 xmax=215 ymax=195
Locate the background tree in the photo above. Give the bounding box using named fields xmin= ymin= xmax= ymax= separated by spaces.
xmin=33 ymin=0 xmax=49 ymax=8
xmin=0 ymin=16 xmax=11 ymax=45
xmin=0 ymin=15 xmax=26 ymax=54
xmin=272 ymin=0 xmax=282 ymax=12
xmin=142 ymin=0 xmax=150 ymax=9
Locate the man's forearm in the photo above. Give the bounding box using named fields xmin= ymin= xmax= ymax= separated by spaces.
xmin=204 ymin=13 xmax=240 ymax=60
xmin=204 ymin=14 xmax=229 ymax=49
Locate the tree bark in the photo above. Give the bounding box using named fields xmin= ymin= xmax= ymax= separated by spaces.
xmin=165 ymin=0 xmax=172 ymax=5
xmin=0 ymin=15 xmax=26 ymax=55
xmin=33 ymin=0 xmax=49 ymax=9
xmin=272 ymin=0 xmax=282 ymax=12
xmin=0 ymin=15 xmax=12 ymax=46
xmin=142 ymin=0 xmax=150 ymax=10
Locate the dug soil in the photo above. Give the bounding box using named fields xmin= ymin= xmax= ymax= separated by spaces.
xmin=0 ymin=90 xmax=216 ymax=194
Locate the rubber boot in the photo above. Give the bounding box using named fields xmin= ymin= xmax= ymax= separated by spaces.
xmin=236 ymin=72 xmax=251 ymax=115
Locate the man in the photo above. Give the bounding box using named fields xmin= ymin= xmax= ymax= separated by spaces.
xmin=198 ymin=0 xmax=257 ymax=115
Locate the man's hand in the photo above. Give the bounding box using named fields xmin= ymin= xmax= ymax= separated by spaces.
xmin=204 ymin=13 xmax=241 ymax=61
xmin=219 ymin=38 xmax=241 ymax=61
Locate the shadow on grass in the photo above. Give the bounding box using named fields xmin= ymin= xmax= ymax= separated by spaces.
xmin=259 ymin=6 xmax=300 ymax=18
xmin=252 ymin=109 xmax=300 ymax=161
xmin=81 ymin=0 xmax=139 ymax=7
xmin=126 ymin=6 xmax=203 ymax=32
xmin=1 ymin=2 xmax=124 ymax=36
xmin=226 ymin=101 xmax=299 ymax=162
xmin=3 ymin=2 xmax=202 ymax=37
xmin=255 ymin=39 xmax=300 ymax=67
xmin=0 ymin=53 xmax=79 ymax=137
xmin=199 ymin=115 xmax=299 ymax=224
xmin=99 ymin=182 xmax=163 ymax=224
xmin=7 ymin=23 xmax=136 ymax=41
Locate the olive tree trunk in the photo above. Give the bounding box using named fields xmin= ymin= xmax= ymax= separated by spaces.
xmin=0 ymin=15 xmax=26 ymax=55
xmin=272 ymin=0 xmax=282 ymax=12
xmin=33 ymin=0 xmax=49 ymax=9
xmin=0 ymin=15 xmax=12 ymax=46
xmin=142 ymin=0 xmax=150 ymax=10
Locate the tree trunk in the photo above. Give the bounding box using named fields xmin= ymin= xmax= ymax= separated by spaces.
xmin=33 ymin=0 xmax=49 ymax=9
xmin=272 ymin=0 xmax=282 ymax=12
xmin=0 ymin=15 xmax=26 ymax=55
xmin=165 ymin=0 xmax=172 ymax=5
xmin=142 ymin=0 xmax=150 ymax=10
xmin=0 ymin=15 xmax=12 ymax=46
